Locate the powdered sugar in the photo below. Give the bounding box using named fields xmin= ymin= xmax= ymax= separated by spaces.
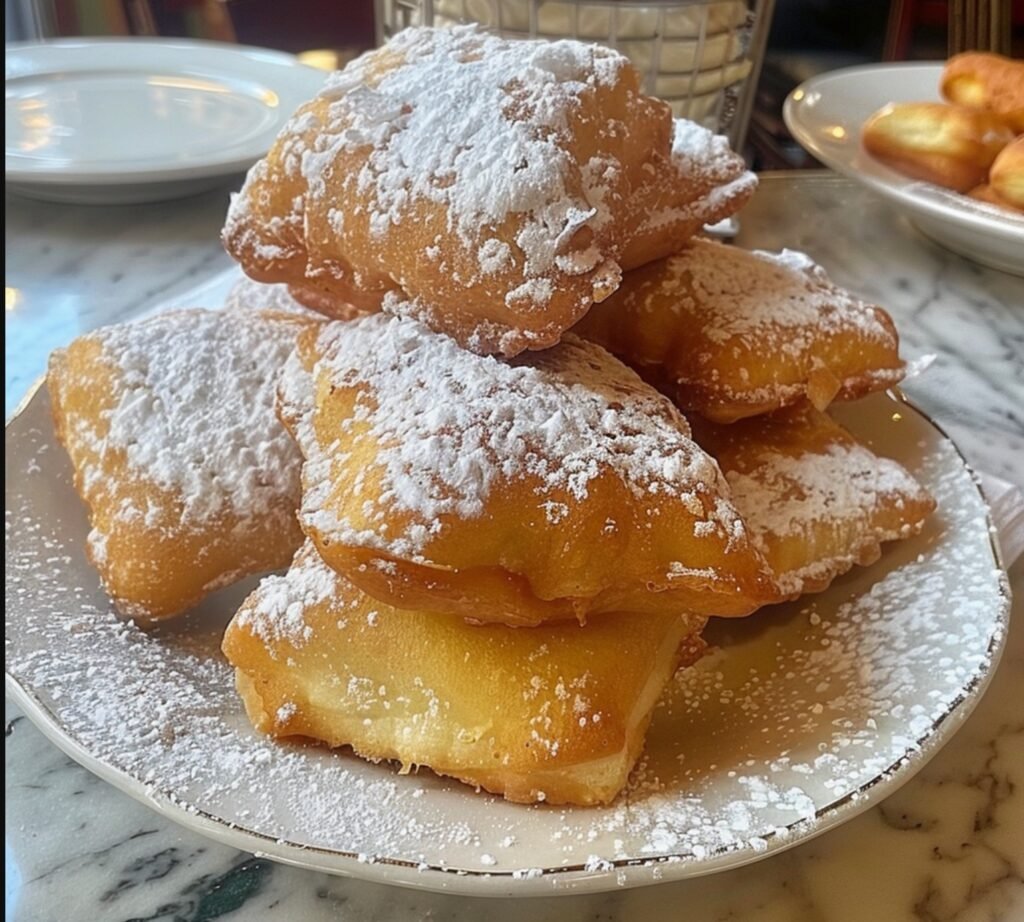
xmin=314 ymin=26 xmax=621 ymax=258
xmin=282 ymin=314 xmax=737 ymax=557
xmin=66 ymin=310 xmax=305 ymax=527
xmin=634 ymin=120 xmax=758 ymax=237
xmin=671 ymin=118 xmax=749 ymax=184
xmin=223 ymin=276 xmax=320 ymax=317
xmin=234 ymin=547 xmax=336 ymax=648
xmin=728 ymin=441 xmax=924 ymax=535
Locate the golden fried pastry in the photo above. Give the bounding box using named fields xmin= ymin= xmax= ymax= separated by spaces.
xmin=287 ymin=281 xmax=367 ymax=320
xmin=967 ymin=182 xmax=1023 ymax=213
xmin=861 ymin=102 xmax=1014 ymax=192
xmin=988 ymin=136 xmax=1024 ymax=210
xmin=691 ymin=404 xmax=935 ymax=597
xmin=224 ymin=541 xmax=706 ymax=806
xmin=619 ymin=119 xmax=758 ymax=271
xmin=574 ymin=238 xmax=904 ymax=424
xmin=47 ymin=309 xmax=317 ymax=621
xmin=941 ymin=52 xmax=1024 ymax=132
xmin=223 ymin=26 xmax=752 ymax=356
xmin=279 ymin=314 xmax=780 ymax=626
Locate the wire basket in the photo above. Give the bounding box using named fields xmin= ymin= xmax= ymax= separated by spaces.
xmin=374 ymin=0 xmax=775 ymax=150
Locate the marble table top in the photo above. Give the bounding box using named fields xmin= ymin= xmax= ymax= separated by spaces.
xmin=5 ymin=173 xmax=1023 ymax=921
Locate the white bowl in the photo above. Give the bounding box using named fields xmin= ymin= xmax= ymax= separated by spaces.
xmin=784 ymin=63 xmax=1024 ymax=276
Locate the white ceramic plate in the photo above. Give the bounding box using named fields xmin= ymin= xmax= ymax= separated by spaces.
xmin=5 ymin=38 xmax=326 ymax=204
xmin=5 ymin=364 xmax=1010 ymax=895
xmin=783 ymin=63 xmax=1024 ymax=276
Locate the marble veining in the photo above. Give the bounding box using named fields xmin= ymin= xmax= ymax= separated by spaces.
xmin=5 ymin=175 xmax=1024 ymax=921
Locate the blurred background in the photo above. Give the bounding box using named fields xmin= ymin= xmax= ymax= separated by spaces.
xmin=6 ymin=0 xmax=1023 ymax=171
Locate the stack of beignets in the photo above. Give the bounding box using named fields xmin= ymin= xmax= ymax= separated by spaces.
xmin=49 ymin=25 xmax=935 ymax=807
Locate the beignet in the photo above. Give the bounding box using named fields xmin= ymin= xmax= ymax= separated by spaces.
xmin=47 ymin=308 xmax=316 ymax=621
xmin=223 ymin=26 xmax=752 ymax=355
xmin=223 ymin=541 xmax=706 ymax=806
xmin=278 ymin=314 xmax=780 ymax=626
xmin=691 ymin=403 xmax=935 ymax=596
xmin=574 ymin=239 xmax=904 ymax=423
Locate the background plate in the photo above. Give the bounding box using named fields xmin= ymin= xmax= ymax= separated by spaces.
xmin=5 ymin=38 xmax=326 ymax=203
xmin=4 ymin=384 xmax=1010 ymax=896
xmin=783 ymin=63 xmax=1024 ymax=276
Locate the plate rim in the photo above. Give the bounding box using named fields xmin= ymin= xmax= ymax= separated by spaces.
xmin=782 ymin=61 xmax=1024 ymax=242
xmin=4 ymin=378 xmax=1013 ymax=897
xmin=4 ymin=36 xmax=326 ymax=184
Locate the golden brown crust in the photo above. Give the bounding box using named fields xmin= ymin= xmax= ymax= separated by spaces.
xmin=223 ymin=542 xmax=705 ymax=806
xmin=279 ymin=316 xmax=781 ymax=626
xmin=285 ymin=282 xmax=369 ymax=320
xmin=573 ymin=239 xmax=905 ymax=425
xmin=862 ymin=102 xmax=1014 ymax=192
xmin=47 ymin=309 xmax=315 ymax=621
xmin=941 ymin=52 xmax=1024 ymax=132
xmin=690 ymin=404 xmax=935 ymax=598
xmin=988 ymin=136 xmax=1024 ymax=209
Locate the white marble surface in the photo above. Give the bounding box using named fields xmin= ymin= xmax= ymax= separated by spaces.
xmin=5 ymin=174 xmax=1023 ymax=921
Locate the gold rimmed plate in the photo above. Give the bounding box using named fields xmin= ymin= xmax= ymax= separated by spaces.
xmin=4 ymin=380 xmax=1010 ymax=896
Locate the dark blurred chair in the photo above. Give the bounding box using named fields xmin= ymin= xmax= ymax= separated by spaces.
xmin=884 ymin=0 xmax=1021 ymax=58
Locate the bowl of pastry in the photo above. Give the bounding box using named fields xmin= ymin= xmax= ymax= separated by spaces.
xmin=784 ymin=54 xmax=1024 ymax=276
xmin=6 ymin=25 xmax=1009 ymax=895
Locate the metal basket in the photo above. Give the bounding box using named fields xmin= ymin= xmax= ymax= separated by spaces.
xmin=374 ymin=0 xmax=775 ymax=150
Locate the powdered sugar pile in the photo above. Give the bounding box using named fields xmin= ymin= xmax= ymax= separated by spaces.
xmin=60 ymin=310 xmax=305 ymax=528
xmin=5 ymin=389 xmax=1008 ymax=888
xmin=282 ymin=314 xmax=740 ymax=556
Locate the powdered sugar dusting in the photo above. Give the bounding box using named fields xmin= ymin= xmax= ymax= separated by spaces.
xmin=672 ymin=239 xmax=898 ymax=350
xmin=5 ymin=387 xmax=1009 ymax=886
xmin=285 ymin=314 xmax=739 ymax=557
xmin=226 ymin=25 xmax=635 ymax=298
xmin=59 ymin=310 xmax=306 ymax=528
xmin=234 ymin=547 xmax=335 ymax=648
xmin=317 ymin=26 xmax=622 ymax=252
xmin=672 ymin=118 xmax=748 ymax=184
xmin=635 ymin=120 xmax=758 ymax=236
xmin=725 ymin=442 xmax=929 ymax=593
xmin=223 ymin=276 xmax=320 ymax=317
